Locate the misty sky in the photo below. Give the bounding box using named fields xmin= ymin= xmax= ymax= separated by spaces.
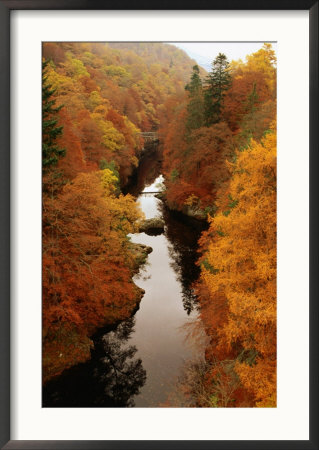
xmin=170 ymin=42 xmax=276 ymax=70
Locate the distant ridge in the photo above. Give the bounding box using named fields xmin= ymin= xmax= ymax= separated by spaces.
xmin=173 ymin=45 xmax=211 ymax=72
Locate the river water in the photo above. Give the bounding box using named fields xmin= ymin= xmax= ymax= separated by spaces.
xmin=127 ymin=175 xmax=200 ymax=406
xmin=43 ymin=152 xmax=206 ymax=407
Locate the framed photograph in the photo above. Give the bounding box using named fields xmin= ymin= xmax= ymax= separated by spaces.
xmin=0 ymin=1 xmax=318 ymax=449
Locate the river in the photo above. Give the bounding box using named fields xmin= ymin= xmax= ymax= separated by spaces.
xmin=43 ymin=151 xmax=206 ymax=407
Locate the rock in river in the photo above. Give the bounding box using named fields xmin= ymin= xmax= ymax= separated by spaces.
xmin=138 ymin=217 xmax=165 ymax=235
xmin=129 ymin=242 xmax=153 ymax=273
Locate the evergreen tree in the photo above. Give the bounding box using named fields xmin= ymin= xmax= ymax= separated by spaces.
xmin=185 ymin=65 xmax=204 ymax=131
xmin=204 ymin=53 xmax=231 ymax=126
xmin=42 ymin=59 xmax=65 ymax=171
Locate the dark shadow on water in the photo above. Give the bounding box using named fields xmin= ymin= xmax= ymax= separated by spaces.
xmin=161 ymin=204 xmax=208 ymax=315
xmin=142 ymin=228 xmax=164 ymax=236
xmin=43 ymin=318 xmax=146 ymax=407
xmin=125 ymin=144 xmax=208 ymax=315
xmin=123 ymin=142 xmax=162 ymax=197
xmin=43 ymin=150 xmax=207 ymax=407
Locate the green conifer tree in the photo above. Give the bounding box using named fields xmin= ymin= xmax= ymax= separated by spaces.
xmin=42 ymin=60 xmax=65 ymax=171
xmin=204 ymin=53 xmax=231 ymax=126
xmin=185 ymin=65 xmax=204 ymax=131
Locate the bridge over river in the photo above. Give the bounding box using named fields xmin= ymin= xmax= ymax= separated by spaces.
xmin=138 ymin=131 xmax=160 ymax=142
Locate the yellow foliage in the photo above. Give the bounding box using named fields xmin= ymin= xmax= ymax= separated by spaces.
xmin=100 ymin=168 xmax=118 ymax=196
xmin=87 ymin=90 xmax=104 ymax=111
xmin=130 ymin=155 xmax=139 ymax=167
xmin=124 ymin=117 xmax=142 ymax=150
xmin=45 ymin=63 xmax=85 ymax=118
xmin=63 ymin=53 xmax=90 ymax=79
xmin=108 ymin=193 xmax=144 ymax=236
xmin=91 ymin=114 xmax=125 ymax=152
xmin=200 ymin=129 xmax=277 ymax=406
xmin=104 ymin=65 xmax=131 ymax=85
xmin=185 ymin=194 xmax=199 ymax=207
xmin=245 ymin=43 xmax=277 ymax=93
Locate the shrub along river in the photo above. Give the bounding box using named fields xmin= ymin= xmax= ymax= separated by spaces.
xmin=43 ymin=148 xmax=207 ymax=407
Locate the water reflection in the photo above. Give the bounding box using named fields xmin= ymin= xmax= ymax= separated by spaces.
xmin=126 ymin=175 xmax=206 ymax=406
xmin=43 ymin=318 xmax=146 ymax=407
xmin=161 ymin=204 xmax=207 ymax=315
xmin=43 ymin=149 xmax=206 ymax=407
xmin=123 ymin=143 xmax=162 ymax=197
xmin=126 ymin=145 xmax=207 ymax=315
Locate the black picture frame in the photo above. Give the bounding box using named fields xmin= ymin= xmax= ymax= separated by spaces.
xmin=0 ymin=1 xmax=318 ymax=449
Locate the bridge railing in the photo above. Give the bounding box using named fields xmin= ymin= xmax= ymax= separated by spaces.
xmin=139 ymin=132 xmax=158 ymax=137
xmin=138 ymin=132 xmax=163 ymax=148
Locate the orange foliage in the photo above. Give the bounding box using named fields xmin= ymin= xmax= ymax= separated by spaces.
xmin=43 ymin=42 xmax=197 ymax=184
xmin=42 ymin=42 xmax=196 ymax=382
xmin=43 ymin=170 xmax=143 ymax=381
xmin=162 ymin=43 xmax=276 ymax=219
xmin=223 ymin=70 xmax=271 ymax=131
xmin=163 ymin=117 xmax=234 ymax=212
xmin=197 ymin=129 xmax=277 ymax=407
xmin=57 ymin=109 xmax=86 ymax=178
xmin=42 ymin=43 xmax=278 ymax=406
xmin=160 ymin=44 xmax=276 ymax=407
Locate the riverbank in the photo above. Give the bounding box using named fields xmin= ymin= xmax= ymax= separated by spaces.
xmin=43 ymin=225 xmax=153 ymax=385
xmin=43 ymin=165 xmax=205 ymax=406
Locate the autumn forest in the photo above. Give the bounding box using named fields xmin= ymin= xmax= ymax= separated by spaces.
xmin=42 ymin=42 xmax=276 ymax=408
